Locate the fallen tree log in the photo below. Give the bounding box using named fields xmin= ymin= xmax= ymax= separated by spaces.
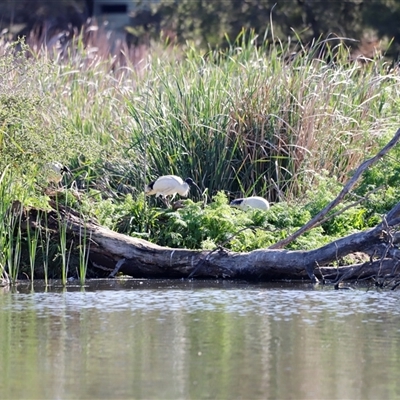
xmin=22 ymin=199 xmax=400 ymax=284
xmin=16 ymin=127 xmax=400 ymax=284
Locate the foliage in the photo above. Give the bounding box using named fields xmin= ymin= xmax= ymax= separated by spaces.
xmin=0 ymin=31 xmax=400 ymax=280
xmin=102 ymin=191 xmax=382 ymax=253
xmin=125 ymin=33 xmax=398 ymax=204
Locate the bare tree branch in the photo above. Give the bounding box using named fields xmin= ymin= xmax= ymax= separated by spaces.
xmin=269 ymin=127 xmax=400 ymax=249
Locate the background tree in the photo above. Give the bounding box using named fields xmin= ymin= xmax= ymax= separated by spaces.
xmin=132 ymin=0 xmax=396 ymax=57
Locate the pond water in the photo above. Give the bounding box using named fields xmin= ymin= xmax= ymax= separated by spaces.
xmin=0 ymin=279 xmax=399 ymax=400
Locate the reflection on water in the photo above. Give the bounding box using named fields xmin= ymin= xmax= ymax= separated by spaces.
xmin=0 ymin=280 xmax=399 ymax=400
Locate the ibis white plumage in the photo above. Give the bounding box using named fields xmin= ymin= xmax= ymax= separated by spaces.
xmin=44 ymin=162 xmax=71 ymax=186
xmin=145 ymin=175 xmax=201 ymax=206
xmin=230 ymin=196 xmax=270 ymax=210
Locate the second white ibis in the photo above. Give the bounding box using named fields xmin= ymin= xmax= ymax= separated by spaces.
xmin=230 ymin=196 xmax=270 ymax=210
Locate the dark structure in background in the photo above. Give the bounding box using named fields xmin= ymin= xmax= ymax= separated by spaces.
xmin=86 ymin=0 xmax=94 ymax=15
xmin=0 ymin=0 xmax=160 ymax=44
xmin=90 ymin=0 xmax=131 ymax=29
xmin=0 ymin=0 xmax=136 ymax=35
xmin=0 ymin=0 xmax=91 ymax=38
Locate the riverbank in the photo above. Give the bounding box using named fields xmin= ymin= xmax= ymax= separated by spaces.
xmin=1 ymin=32 xmax=400 ymax=283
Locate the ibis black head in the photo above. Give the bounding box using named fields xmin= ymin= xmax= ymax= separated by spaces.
xmin=184 ymin=177 xmax=202 ymax=195
xmin=147 ymin=180 xmax=156 ymax=190
xmin=185 ymin=178 xmax=195 ymax=185
xmin=230 ymin=199 xmax=243 ymax=206
xmin=61 ymin=165 xmax=72 ymax=175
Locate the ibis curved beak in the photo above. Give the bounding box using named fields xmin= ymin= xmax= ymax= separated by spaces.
xmin=192 ymin=182 xmax=202 ymax=196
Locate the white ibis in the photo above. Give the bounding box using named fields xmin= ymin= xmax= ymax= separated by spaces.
xmin=145 ymin=175 xmax=201 ymax=207
xmin=44 ymin=162 xmax=71 ymax=186
xmin=230 ymin=196 xmax=270 ymax=210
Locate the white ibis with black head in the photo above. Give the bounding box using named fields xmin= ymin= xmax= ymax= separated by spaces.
xmin=230 ymin=196 xmax=270 ymax=210
xmin=145 ymin=175 xmax=202 ymax=207
xmin=44 ymin=162 xmax=71 ymax=186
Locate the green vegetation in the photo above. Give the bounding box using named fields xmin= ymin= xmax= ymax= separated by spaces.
xmin=1 ymin=31 xmax=400 ymax=283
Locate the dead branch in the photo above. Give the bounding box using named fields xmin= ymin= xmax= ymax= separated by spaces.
xmin=269 ymin=127 xmax=400 ymax=249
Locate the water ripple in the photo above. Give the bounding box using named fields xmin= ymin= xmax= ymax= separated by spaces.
xmin=2 ymin=281 xmax=400 ymax=324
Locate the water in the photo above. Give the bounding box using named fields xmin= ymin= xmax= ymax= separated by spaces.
xmin=0 ymin=280 xmax=399 ymax=400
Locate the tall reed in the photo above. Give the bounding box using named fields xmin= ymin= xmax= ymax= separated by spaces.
xmin=0 ymin=167 xmax=28 ymax=284
xmin=77 ymin=221 xmax=91 ymax=285
xmin=125 ymin=33 xmax=397 ymax=203
xmin=55 ymin=196 xmax=70 ymax=286
xmin=0 ymin=167 xmax=12 ymax=285
xmin=26 ymin=212 xmax=41 ymax=281
xmin=39 ymin=217 xmax=51 ymax=287
xmin=6 ymin=211 xmax=23 ymax=284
